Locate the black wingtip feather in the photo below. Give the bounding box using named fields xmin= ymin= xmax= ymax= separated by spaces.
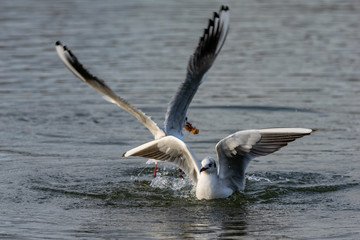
xmin=221 ymin=5 xmax=229 ymax=11
xmin=208 ymin=19 xmax=214 ymax=27
xmin=186 ymin=5 xmax=230 ymax=77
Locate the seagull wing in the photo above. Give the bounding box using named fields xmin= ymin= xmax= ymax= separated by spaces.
xmin=55 ymin=41 xmax=165 ymax=139
xmin=215 ymin=128 xmax=314 ymax=190
xmin=123 ymin=136 xmax=201 ymax=183
xmin=164 ymin=6 xmax=230 ymax=137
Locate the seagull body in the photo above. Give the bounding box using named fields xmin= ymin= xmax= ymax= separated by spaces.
xmin=56 ymin=6 xmax=315 ymax=200
xmin=56 ymin=5 xmax=229 ymax=177
xmin=56 ymin=6 xmax=229 ymax=142
xmin=123 ymin=128 xmax=314 ymax=200
xmin=196 ymin=157 xmax=234 ymax=199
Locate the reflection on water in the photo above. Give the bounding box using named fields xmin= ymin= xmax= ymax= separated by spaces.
xmin=1 ymin=0 xmax=360 ymax=239
xmin=82 ymin=192 xmax=250 ymax=239
xmin=26 ymin=167 xmax=358 ymax=238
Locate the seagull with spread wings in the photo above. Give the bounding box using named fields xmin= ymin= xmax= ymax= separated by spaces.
xmin=56 ymin=6 xmax=228 ymax=177
xmin=56 ymin=6 xmax=314 ymax=200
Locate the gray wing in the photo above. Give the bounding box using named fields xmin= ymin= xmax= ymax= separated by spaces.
xmin=55 ymin=41 xmax=165 ymax=139
xmin=123 ymin=136 xmax=201 ymax=183
xmin=164 ymin=6 xmax=230 ymax=137
xmin=216 ymin=128 xmax=314 ymax=191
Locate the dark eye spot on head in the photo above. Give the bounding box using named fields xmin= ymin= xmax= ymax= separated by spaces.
xmin=209 ymin=164 xmax=212 ymax=167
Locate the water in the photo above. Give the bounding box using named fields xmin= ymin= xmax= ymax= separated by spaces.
xmin=1 ymin=0 xmax=359 ymax=239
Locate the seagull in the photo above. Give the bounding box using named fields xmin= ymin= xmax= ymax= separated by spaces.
xmin=56 ymin=6 xmax=230 ymax=177
xmin=123 ymin=128 xmax=314 ymax=199
xmin=56 ymin=6 xmax=315 ymax=200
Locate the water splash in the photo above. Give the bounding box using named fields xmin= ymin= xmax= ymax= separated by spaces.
xmin=247 ymin=174 xmax=272 ymax=183
xmin=150 ymin=176 xmax=194 ymax=198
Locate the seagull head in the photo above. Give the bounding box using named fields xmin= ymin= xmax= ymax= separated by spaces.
xmin=200 ymin=157 xmax=217 ymax=174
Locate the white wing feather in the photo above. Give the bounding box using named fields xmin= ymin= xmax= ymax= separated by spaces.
xmin=55 ymin=41 xmax=165 ymax=139
xmin=216 ymin=128 xmax=314 ymax=190
xmin=123 ymin=136 xmax=201 ymax=183
xmin=164 ymin=6 xmax=230 ymax=138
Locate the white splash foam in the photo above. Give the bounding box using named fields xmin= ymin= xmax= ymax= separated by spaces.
xmin=247 ymin=174 xmax=271 ymax=182
xmin=150 ymin=176 xmax=194 ymax=198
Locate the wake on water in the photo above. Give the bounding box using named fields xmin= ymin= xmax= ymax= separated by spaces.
xmin=129 ymin=167 xmax=357 ymax=202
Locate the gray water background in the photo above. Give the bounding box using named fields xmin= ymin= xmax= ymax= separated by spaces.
xmin=1 ymin=0 xmax=359 ymax=239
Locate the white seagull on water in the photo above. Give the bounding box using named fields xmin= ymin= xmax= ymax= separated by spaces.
xmin=56 ymin=6 xmax=314 ymax=200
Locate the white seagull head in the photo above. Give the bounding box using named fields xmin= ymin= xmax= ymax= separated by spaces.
xmin=200 ymin=157 xmax=217 ymax=174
